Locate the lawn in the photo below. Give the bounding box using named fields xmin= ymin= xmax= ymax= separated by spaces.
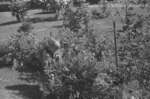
xmin=0 ymin=6 xmax=123 ymax=41
xmin=0 ymin=9 xmax=62 ymax=41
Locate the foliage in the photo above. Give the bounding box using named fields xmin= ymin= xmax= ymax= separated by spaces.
xmin=9 ymin=1 xmax=29 ymax=22
xmin=7 ymin=1 xmax=150 ymax=99
xmin=0 ymin=23 xmax=34 ymax=67
xmin=0 ymin=40 xmax=12 ymax=66
xmin=42 ymin=48 xmax=99 ymax=99
xmin=8 ymin=5 xmax=116 ymax=99
xmin=0 ymin=40 xmax=11 ymax=57
xmin=117 ymin=15 xmax=150 ymax=89
xmin=91 ymin=8 xmax=110 ymax=19
xmin=63 ymin=6 xmax=90 ymax=32
xmin=36 ymin=5 xmax=119 ymax=99
xmin=8 ymin=22 xmax=37 ymax=71
xmin=40 ymin=0 xmax=57 ymax=12
xmin=108 ymin=2 xmax=150 ymax=98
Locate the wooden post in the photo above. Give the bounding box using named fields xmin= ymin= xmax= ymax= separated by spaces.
xmin=113 ymin=21 xmax=119 ymax=68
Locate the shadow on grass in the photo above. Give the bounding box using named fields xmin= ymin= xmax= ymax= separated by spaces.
xmin=5 ymin=84 xmax=42 ymax=99
xmin=0 ymin=16 xmax=57 ymax=26
xmin=35 ymin=11 xmax=55 ymax=15
xmin=0 ymin=20 xmax=19 ymax=26
xmin=52 ymin=24 xmax=63 ymax=28
xmin=29 ymin=16 xmax=57 ymax=23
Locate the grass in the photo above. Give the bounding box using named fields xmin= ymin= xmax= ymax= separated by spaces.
xmin=0 ymin=9 xmax=61 ymax=41
xmin=0 ymin=9 xmax=116 ymax=41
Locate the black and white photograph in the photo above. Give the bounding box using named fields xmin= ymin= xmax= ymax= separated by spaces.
xmin=0 ymin=0 xmax=150 ymax=99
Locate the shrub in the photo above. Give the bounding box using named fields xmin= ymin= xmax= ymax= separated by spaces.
xmin=63 ymin=6 xmax=91 ymax=32
xmin=36 ymin=5 xmax=115 ymax=99
xmin=117 ymin=14 xmax=150 ymax=88
xmin=41 ymin=48 xmax=99 ymax=99
xmin=86 ymin=0 xmax=99 ymax=4
xmin=9 ymin=22 xmax=61 ymax=72
xmin=91 ymin=0 xmax=110 ymax=19
xmin=40 ymin=0 xmax=56 ymax=12
xmin=107 ymin=4 xmax=150 ymax=99
xmin=91 ymin=8 xmax=110 ymax=19
xmin=9 ymin=1 xmax=29 ymax=22
xmin=0 ymin=40 xmax=11 ymax=57
xmin=0 ymin=40 xmax=12 ymax=67
xmin=9 ymin=2 xmax=142 ymax=99
xmin=8 ymin=22 xmax=37 ymax=70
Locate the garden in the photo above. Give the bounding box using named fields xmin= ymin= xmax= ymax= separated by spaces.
xmin=0 ymin=0 xmax=150 ymax=99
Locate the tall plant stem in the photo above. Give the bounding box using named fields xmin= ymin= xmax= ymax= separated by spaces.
xmin=113 ymin=21 xmax=119 ymax=68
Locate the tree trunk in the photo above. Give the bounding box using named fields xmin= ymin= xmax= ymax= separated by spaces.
xmin=16 ymin=14 xmax=21 ymax=22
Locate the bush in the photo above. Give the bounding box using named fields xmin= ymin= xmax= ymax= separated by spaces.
xmin=9 ymin=22 xmax=61 ymax=72
xmin=8 ymin=22 xmax=36 ymax=70
xmin=91 ymin=8 xmax=110 ymax=19
xmin=107 ymin=4 xmax=150 ymax=99
xmin=63 ymin=6 xmax=91 ymax=32
xmin=0 ymin=40 xmax=12 ymax=67
xmin=9 ymin=1 xmax=29 ymax=22
xmin=91 ymin=0 xmax=110 ymax=19
xmin=41 ymin=47 xmax=99 ymax=99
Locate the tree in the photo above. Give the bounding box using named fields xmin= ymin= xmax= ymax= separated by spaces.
xmin=9 ymin=1 xmax=29 ymax=22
